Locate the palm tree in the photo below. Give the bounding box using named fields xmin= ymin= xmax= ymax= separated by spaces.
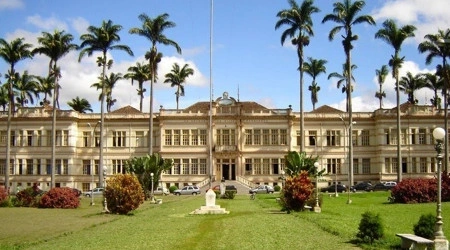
xmin=91 ymin=72 xmax=122 ymax=112
xmin=35 ymin=75 xmax=54 ymax=106
xmin=0 ymin=37 xmax=33 ymax=191
xmin=129 ymin=13 xmax=182 ymax=155
xmin=375 ymin=19 xmax=416 ymax=182
xmin=0 ymin=84 xmax=7 ymax=111
xmin=164 ymin=63 xmax=194 ymax=111
xmin=327 ymin=62 xmax=357 ymax=111
xmin=399 ymin=72 xmax=426 ymax=104
xmin=422 ymin=73 xmax=443 ymax=109
xmin=375 ymin=65 xmax=389 ymax=109
xmin=33 ymin=30 xmax=78 ymax=188
xmin=303 ymin=57 xmax=327 ymax=110
xmin=79 ymin=20 xmax=133 ymax=186
xmin=67 ymin=96 xmax=93 ymax=113
xmin=275 ymin=0 xmax=320 ymax=153
xmin=322 ymin=0 xmax=375 ymax=188
xmin=13 ymin=71 xmax=39 ymax=107
xmin=124 ymin=62 xmax=151 ymax=112
xmin=418 ymin=28 xmax=450 ymax=172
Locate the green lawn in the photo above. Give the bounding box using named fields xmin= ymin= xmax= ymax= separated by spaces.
xmin=0 ymin=192 xmax=449 ymax=250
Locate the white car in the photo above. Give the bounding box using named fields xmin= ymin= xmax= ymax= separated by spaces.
xmin=173 ymin=186 xmax=201 ymax=196
xmin=249 ymin=185 xmax=275 ymax=194
xmin=83 ymin=187 xmax=104 ymax=197
xmin=153 ymin=187 xmax=169 ymax=196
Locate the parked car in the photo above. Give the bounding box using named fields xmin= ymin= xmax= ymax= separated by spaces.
xmin=384 ymin=181 xmax=397 ymax=189
xmin=350 ymin=182 xmax=372 ymax=192
xmin=83 ymin=187 xmax=104 ymax=197
xmin=153 ymin=187 xmax=169 ymax=196
xmin=173 ymin=186 xmax=201 ymax=196
xmin=249 ymin=185 xmax=274 ymax=194
xmin=212 ymin=185 xmax=237 ymax=193
xmin=72 ymin=188 xmax=82 ymax=197
xmin=321 ymin=184 xmax=347 ymax=193
xmin=366 ymin=183 xmax=390 ymax=191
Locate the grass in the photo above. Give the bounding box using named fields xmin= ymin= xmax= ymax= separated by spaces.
xmin=0 ymin=192 xmax=449 ymax=250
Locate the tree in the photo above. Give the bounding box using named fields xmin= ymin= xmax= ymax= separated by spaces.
xmin=418 ymin=28 xmax=450 ymax=172
xmin=130 ymin=13 xmax=182 ymax=155
xmin=125 ymin=153 xmax=173 ymax=199
xmin=124 ymin=62 xmax=151 ymax=112
xmin=13 ymin=71 xmax=39 ymax=107
xmin=91 ymin=72 xmax=123 ymax=112
xmin=33 ymin=30 xmax=78 ymax=188
xmin=399 ymin=72 xmax=426 ymax=104
xmin=328 ymin=62 xmax=357 ymax=112
xmin=422 ymin=73 xmax=443 ymax=109
xmin=0 ymin=37 xmax=33 ymax=192
xmin=67 ymin=96 xmax=93 ymax=113
xmin=284 ymin=151 xmax=318 ymax=177
xmin=79 ymin=20 xmax=134 ymax=186
xmin=303 ymin=57 xmax=327 ymax=110
xmin=375 ymin=65 xmax=389 ymax=109
xmin=322 ymin=0 xmax=374 ymax=187
xmin=0 ymin=84 xmax=7 ymax=111
xmin=164 ymin=63 xmax=194 ymax=111
xmin=35 ymin=75 xmax=54 ymax=106
xmin=275 ymin=0 xmax=320 ymax=153
xmin=375 ymin=19 xmax=416 ymax=182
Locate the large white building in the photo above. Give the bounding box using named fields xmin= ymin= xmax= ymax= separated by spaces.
xmin=0 ymin=92 xmax=446 ymax=193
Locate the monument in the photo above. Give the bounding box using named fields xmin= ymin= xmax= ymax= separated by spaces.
xmin=190 ymin=189 xmax=229 ymax=215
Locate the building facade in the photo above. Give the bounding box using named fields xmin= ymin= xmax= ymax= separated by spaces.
xmin=0 ymin=92 xmax=446 ymax=193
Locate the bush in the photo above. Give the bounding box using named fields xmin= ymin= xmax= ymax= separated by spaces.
xmin=104 ymin=174 xmax=144 ymax=215
xmin=221 ymin=190 xmax=235 ymax=199
xmin=390 ymin=178 xmax=436 ymax=203
xmin=169 ymin=186 xmax=178 ymax=194
xmin=413 ymin=213 xmax=436 ymax=239
xmin=280 ymin=171 xmax=314 ymax=212
xmin=39 ymin=187 xmax=80 ymax=209
xmin=356 ymin=211 xmax=384 ymax=244
xmin=15 ymin=187 xmax=43 ymax=207
xmin=0 ymin=186 xmax=8 ymax=203
xmin=274 ymin=185 xmax=281 ymax=192
xmin=442 ymin=171 xmax=450 ymax=202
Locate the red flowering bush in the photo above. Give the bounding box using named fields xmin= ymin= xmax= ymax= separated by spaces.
xmin=280 ymin=171 xmax=314 ymax=212
xmin=39 ymin=187 xmax=80 ymax=209
xmin=104 ymin=174 xmax=145 ymax=215
xmin=16 ymin=186 xmax=44 ymax=207
xmin=0 ymin=186 xmax=8 ymax=203
xmin=390 ymin=178 xmax=436 ymax=203
xmin=442 ymin=171 xmax=450 ymax=202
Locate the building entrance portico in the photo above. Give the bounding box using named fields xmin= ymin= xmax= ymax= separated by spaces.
xmin=217 ymin=158 xmax=236 ymax=181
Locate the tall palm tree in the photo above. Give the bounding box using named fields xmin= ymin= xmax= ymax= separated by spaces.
xmin=67 ymin=96 xmax=93 ymax=113
xmin=33 ymin=30 xmax=78 ymax=188
xmin=0 ymin=37 xmax=33 ymax=192
xmin=0 ymin=84 xmax=8 ymax=111
xmin=129 ymin=13 xmax=182 ymax=155
xmin=13 ymin=70 xmax=39 ymax=107
xmin=79 ymin=20 xmax=134 ymax=186
xmin=322 ymin=0 xmax=375 ymax=188
xmin=422 ymin=73 xmax=443 ymax=109
xmin=327 ymin=62 xmax=357 ymax=111
xmin=303 ymin=57 xmax=327 ymax=110
xmin=164 ymin=63 xmax=194 ymax=111
xmin=399 ymin=72 xmax=426 ymax=104
xmin=35 ymin=75 xmax=54 ymax=106
xmin=124 ymin=62 xmax=151 ymax=112
xmin=275 ymin=0 xmax=320 ymax=153
xmin=91 ymin=72 xmax=122 ymax=112
xmin=418 ymin=28 xmax=450 ymax=172
xmin=375 ymin=19 xmax=416 ymax=182
xmin=375 ymin=65 xmax=389 ymax=109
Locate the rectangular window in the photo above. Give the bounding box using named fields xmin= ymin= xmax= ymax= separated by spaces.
xmin=352 ymin=130 xmax=357 ymax=146
xmin=191 ymin=159 xmax=198 ymax=174
xmin=182 ymin=159 xmax=189 ymax=174
xmin=262 ymin=129 xmax=270 ymax=145
xmin=411 ymin=129 xmax=417 ymax=144
xmin=326 ymin=130 xmax=340 ymax=146
xmin=217 ymin=129 xmax=235 ymax=146
xmin=26 ymin=159 xmax=33 ymax=175
xmin=36 ymin=159 xmax=42 ymax=175
xmin=182 ymin=130 xmax=189 ymax=145
xmin=83 ymin=160 xmax=91 ymax=175
xmin=392 ymin=158 xmax=398 ymax=173
xmin=191 ymin=130 xmax=199 ymax=146
xmin=112 ymin=159 xmax=126 ymax=174
xmin=262 ymin=159 xmax=270 ymax=174
xmin=385 ymin=129 xmax=390 ymax=145
xmin=420 ymin=157 xmax=427 ymax=173
xmin=136 ymin=131 xmax=145 ymax=147
xmin=385 ymin=158 xmax=391 ymax=173
xmin=0 ymin=159 xmax=6 ymax=175
xmin=112 ymin=131 xmax=126 ymax=147
xmin=361 ymin=130 xmax=369 ymax=146
xmin=173 ymin=130 xmax=180 ymax=145
xmin=94 ymin=131 xmax=100 ymax=147
xmin=418 ymin=129 xmax=426 ymax=145
xmin=199 ymin=130 xmax=207 ymax=145
xmin=390 ymin=129 xmax=398 ymax=145
xmin=271 ymin=129 xmax=278 ymax=145
xmin=254 ymin=159 xmax=261 ymax=175
xmin=412 ymin=158 xmax=418 ymax=173
xmin=308 ymin=130 xmax=316 ymax=146
xmin=199 ymin=159 xmax=207 ymax=174
xmin=173 ymin=159 xmax=180 ymax=175
xmin=245 ymin=129 xmax=252 ymax=145
xmin=296 ymin=130 xmax=301 ymax=146
xmin=431 ymin=158 xmax=436 ymax=173
xmin=0 ymin=131 xmax=6 ymax=146
xmin=280 ymin=129 xmax=287 ymax=145
xmin=165 ymin=130 xmax=172 ymax=146
xmin=353 ymin=158 xmax=359 ymax=174
xmin=362 ymin=158 xmax=370 ymax=174
xmin=254 ymin=129 xmax=261 ymax=145
xmin=245 ymin=158 xmax=252 ymax=175
xmin=36 ymin=130 xmax=43 ymax=146
xmin=27 ymin=130 xmax=33 ymax=146
xmin=83 ymin=132 xmax=90 ymax=147
xmin=326 ymin=158 xmax=341 ymax=174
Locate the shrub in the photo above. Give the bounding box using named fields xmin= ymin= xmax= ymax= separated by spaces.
xmin=390 ymin=178 xmax=436 ymax=203
xmin=442 ymin=171 xmax=450 ymax=202
xmin=104 ymin=174 xmax=144 ymax=215
xmin=413 ymin=213 xmax=436 ymax=239
xmin=356 ymin=211 xmax=384 ymax=244
xmin=274 ymin=185 xmax=281 ymax=192
xmin=0 ymin=186 xmax=8 ymax=203
xmin=280 ymin=171 xmax=314 ymax=212
xmin=221 ymin=190 xmax=235 ymax=199
xmin=169 ymin=185 xmax=178 ymax=194
xmin=15 ymin=187 xmax=43 ymax=207
xmin=39 ymin=187 xmax=80 ymax=209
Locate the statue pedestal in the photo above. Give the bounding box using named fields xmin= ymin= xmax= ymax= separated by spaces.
xmin=190 ymin=189 xmax=229 ymax=215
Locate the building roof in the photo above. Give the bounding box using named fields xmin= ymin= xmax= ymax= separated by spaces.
xmin=109 ymin=105 xmax=142 ymax=114
xmin=310 ymin=105 xmax=344 ymax=114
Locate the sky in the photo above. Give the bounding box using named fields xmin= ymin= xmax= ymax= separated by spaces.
xmin=0 ymin=0 xmax=450 ymax=113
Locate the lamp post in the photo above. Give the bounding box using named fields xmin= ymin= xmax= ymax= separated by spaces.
xmin=150 ymin=172 xmax=154 ymax=202
xmin=102 ymin=165 xmax=109 ymax=213
xmin=313 ymin=162 xmax=321 ymax=213
xmin=432 ymin=127 xmax=449 ymax=250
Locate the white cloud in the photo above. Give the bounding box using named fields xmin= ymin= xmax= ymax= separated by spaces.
xmin=0 ymin=0 xmax=23 ymax=10
xmin=70 ymin=17 xmax=89 ymax=36
xmin=27 ymin=15 xmax=68 ymax=31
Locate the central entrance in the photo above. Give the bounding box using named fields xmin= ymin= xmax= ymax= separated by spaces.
xmin=217 ymin=158 xmax=236 ymax=181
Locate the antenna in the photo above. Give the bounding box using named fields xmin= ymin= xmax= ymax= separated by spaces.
xmin=237 ymin=84 xmax=240 ymax=102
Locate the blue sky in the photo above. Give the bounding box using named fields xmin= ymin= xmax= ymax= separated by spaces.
xmin=0 ymin=0 xmax=450 ymax=113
